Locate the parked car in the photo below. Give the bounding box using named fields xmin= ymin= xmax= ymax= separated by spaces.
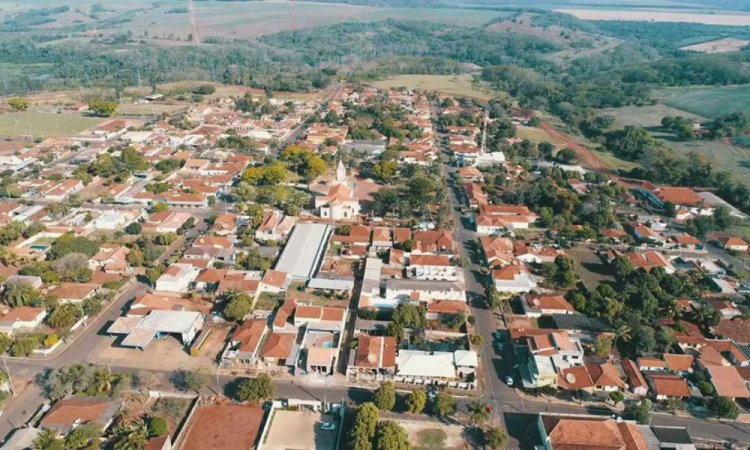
xmin=321 ymin=423 xmax=336 ymax=431
xmin=505 ymin=375 xmax=514 ymax=386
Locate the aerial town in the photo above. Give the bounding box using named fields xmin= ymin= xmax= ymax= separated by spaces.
xmin=0 ymin=81 xmax=747 ymax=450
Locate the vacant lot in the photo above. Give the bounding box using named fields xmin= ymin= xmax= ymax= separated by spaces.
xmin=660 ymin=85 xmax=750 ymax=119
xmin=516 ymin=125 xmax=568 ymax=146
xmin=0 ymin=112 xmax=104 ymax=137
xmin=601 ymin=104 xmax=706 ymax=130
xmin=399 ymin=420 xmax=468 ymax=450
xmin=567 ymin=247 xmax=615 ymax=290
xmin=370 ymin=74 xmax=498 ymax=100
xmin=680 ymin=37 xmax=750 ymax=53
xmin=555 ymin=9 xmax=750 ymax=25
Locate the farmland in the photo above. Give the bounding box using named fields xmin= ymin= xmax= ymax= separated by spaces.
xmin=0 ymin=112 xmax=104 ymax=138
xmin=555 ymin=9 xmax=750 ymax=25
xmin=659 ymin=85 xmax=750 ymax=119
xmin=370 ymin=74 xmax=499 ymax=100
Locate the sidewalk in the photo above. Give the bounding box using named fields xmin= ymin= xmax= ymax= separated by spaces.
xmin=514 ymin=388 xmax=625 ymax=412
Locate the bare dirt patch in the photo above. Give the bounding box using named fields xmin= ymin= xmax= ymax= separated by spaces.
xmin=680 ymin=37 xmax=750 ymax=53
xmin=398 ymin=420 xmax=470 ymax=450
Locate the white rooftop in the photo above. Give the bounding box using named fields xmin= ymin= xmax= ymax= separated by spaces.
xmin=137 ymin=310 xmax=203 ymax=334
xmin=453 ymin=350 xmax=479 ymax=367
xmin=275 ymin=223 xmax=332 ymax=280
xmin=396 ymin=350 xmax=456 ymax=378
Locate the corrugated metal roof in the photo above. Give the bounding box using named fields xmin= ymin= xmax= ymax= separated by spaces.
xmin=275 ymin=223 xmax=332 ymax=280
xmin=137 ymin=310 xmax=203 ymax=334
xmin=308 ymin=278 xmax=354 ymax=291
xmin=651 ymin=426 xmax=693 ymax=445
xmin=552 ymin=314 xmax=610 ymax=332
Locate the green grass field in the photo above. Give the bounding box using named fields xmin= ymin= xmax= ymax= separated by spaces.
xmin=0 ymin=112 xmax=104 ymax=137
xmin=600 ymin=103 xmax=750 ymax=177
xmin=370 ymin=74 xmax=500 ymax=100
xmin=659 ymin=85 xmax=750 ymax=119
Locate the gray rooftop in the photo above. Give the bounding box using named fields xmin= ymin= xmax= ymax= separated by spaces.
xmin=651 ymin=426 xmax=694 ymax=445
xmin=137 ymin=310 xmax=203 ymax=334
xmin=385 ymin=279 xmax=463 ymax=292
xmin=275 ymin=223 xmax=332 ymax=280
xmin=308 ymin=278 xmax=355 ymax=291
xmin=552 ymin=313 xmax=610 ymax=332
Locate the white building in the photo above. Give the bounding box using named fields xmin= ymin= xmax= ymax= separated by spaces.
xmin=155 ymin=263 xmax=202 ymax=293
xmin=314 ymin=160 xmax=360 ymax=220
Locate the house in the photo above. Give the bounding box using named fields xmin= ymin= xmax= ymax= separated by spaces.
xmin=491 ymin=265 xmax=537 ymax=294
xmin=647 ymin=373 xmax=691 ymax=400
xmin=585 ymin=362 xmax=625 ymax=392
xmin=109 ymin=310 xmax=204 ymax=350
xmin=145 ymin=436 xmax=172 ymax=450
xmin=412 ymin=230 xmax=453 ymax=254
xmin=260 ymin=332 xmax=296 ymax=365
xmin=180 ymin=404 xmax=265 ymax=450
xmin=259 ymin=269 xmax=290 ymax=294
xmin=221 ymin=319 xmax=268 ymax=368
xmin=621 ymin=359 xmax=649 ymax=397
xmin=475 ymin=204 xmax=537 ymax=233
xmin=633 ymin=225 xmax=665 ymax=244
xmin=371 ymin=228 xmax=392 ymax=250
xmin=522 ymin=294 xmax=574 ymax=318
xmin=640 ymin=185 xmax=711 ymax=212
xmin=40 ymin=396 xmax=122 ymax=435
xmin=141 ymin=211 xmax=193 ymax=234
xmin=637 ymin=356 xmax=667 ymax=372
xmin=49 ymin=283 xmax=100 ymax=304
xmin=394 ymin=350 xmax=477 ymax=388
xmin=256 ymin=211 xmax=296 ymax=242
xmin=709 ymin=300 xmax=741 ymax=319
xmin=210 ymin=213 xmax=238 ymax=236
xmin=705 ymin=365 xmax=750 ymax=398
xmin=465 ymin=183 xmax=488 ymax=208
xmin=557 ymin=365 xmax=594 ymax=392
xmin=664 ymin=354 xmax=694 ymax=374
xmin=89 ymin=244 xmax=131 ymax=275
xmin=383 ymin=279 xmax=465 ymax=305
xmin=713 ymin=318 xmax=750 ymax=344
xmin=408 ymin=254 xmax=457 ymax=281
xmin=3 ymin=275 xmax=43 ymax=290
xmin=719 ymin=236 xmax=748 ymax=252
xmin=154 ymin=264 xmax=202 ymax=293
xmin=697 ymin=345 xmax=731 ymax=368
xmin=293 ymin=305 xmax=346 ymax=330
xmin=393 ymin=228 xmax=411 ymax=246
xmin=621 ymin=251 xmax=675 ymax=274
xmin=669 ymin=233 xmax=702 ymax=250
xmin=480 ymin=236 xmax=514 ymax=266
xmin=315 ymin=161 xmax=360 ymax=220
xmin=0 ymin=307 xmax=46 ymax=335
xmin=537 ymin=413 xmax=656 ymax=450
xmin=347 ymin=335 xmax=397 ymax=381
xmin=426 ymin=300 xmax=468 ymax=320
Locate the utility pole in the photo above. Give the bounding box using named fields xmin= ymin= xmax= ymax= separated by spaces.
xmin=3 ymin=356 xmax=15 ymax=396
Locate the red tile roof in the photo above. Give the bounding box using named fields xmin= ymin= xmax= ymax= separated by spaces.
xmin=647 ymin=373 xmax=690 ymax=398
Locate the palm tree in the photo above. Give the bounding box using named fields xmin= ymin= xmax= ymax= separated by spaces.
xmin=0 ymin=246 xmax=15 ymax=267
xmin=32 ymin=428 xmax=62 ymax=450
xmin=612 ymin=321 xmax=631 ymax=349
xmin=468 ymin=401 xmax=490 ymax=430
xmin=95 ymin=368 xmax=115 ymax=396
xmin=113 ymin=420 xmax=148 ymax=450
xmin=3 ymin=282 xmax=36 ymax=307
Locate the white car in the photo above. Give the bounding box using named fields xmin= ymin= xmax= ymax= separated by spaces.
xmin=505 ymin=375 xmax=514 ymax=386
xmin=321 ymin=423 xmax=336 ymax=431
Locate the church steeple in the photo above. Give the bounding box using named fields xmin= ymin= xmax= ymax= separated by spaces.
xmin=336 ymin=159 xmax=346 ymax=183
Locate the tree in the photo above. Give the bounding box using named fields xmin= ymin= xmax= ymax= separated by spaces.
xmin=52 ymin=253 xmax=89 ymax=276
xmin=112 ymin=420 xmax=148 ymax=450
xmin=148 ymin=416 xmax=168 ymax=437
xmin=373 ymin=161 xmax=398 ymax=182
xmin=88 ymin=101 xmax=118 ymax=117
xmin=432 ymin=390 xmax=456 ymax=417
xmin=150 ymin=202 xmax=169 ymax=213
xmin=171 ymin=369 xmax=208 ymax=393
xmin=594 ymin=335 xmax=613 ymax=357
xmin=350 ymin=402 xmax=379 ymax=450
xmin=33 ymin=428 xmax=64 ymax=450
xmin=236 ymin=374 xmax=275 ymax=403
xmin=623 ymin=399 xmax=653 ymax=425
xmin=223 ymin=291 xmax=254 ymax=321
xmin=375 ymin=421 xmax=411 ymax=450
xmin=64 ymin=421 xmax=102 ymax=449
xmin=556 ymin=148 xmax=578 ymax=164
xmin=468 ymin=401 xmax=490 ymax=429
xmin=2 ymin=281 xmax=38 ymax=307
xmin=485 ymin=285 xmax=502 ymax=310
xmin=708 ymin=396 xmax=739 ymax=420
xmin=612 ymin=256 xmax=636 ymax=280
xmin=145 ymin=266 xmax=164 ymax=288
xmin=391 ymin=303 xmax=426 ymax=329
xmin=0 ymin=333 xmax=10 ymax=353
xmin=538 ymin=142 xmax=555 ymax=160
xmin=48 ymin=304 xmax=81 ymax=330
xmin=373 ymin=381 xmax=396 ymax=411
xmin=303 ymin=154 xmax=327 ymax=181
xmin=609 ymin=391 xmax=624 ymax=406
xmin=125 ymin=223 xmax=142 ymax=235
xmin=94 ymin=368 xmax=116 ymax=396
xmin=8 ymin=98 xmax=29 ymax=111
xmin=193 ymin=84 xmax=216 ymax=95
xmin=484 ymin=426 xmax=508 ymax=450
xmin=405 ymin=390 xmax=426 ymax=414
xmin=697 ymin=381 xmax=714 ymax=396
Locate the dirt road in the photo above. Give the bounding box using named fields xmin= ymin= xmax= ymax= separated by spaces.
xmin=539 ymin=121 xmax=612 ymax=174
